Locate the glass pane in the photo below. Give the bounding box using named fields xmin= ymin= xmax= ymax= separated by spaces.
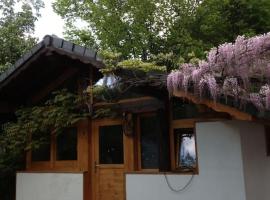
xmin=32 ymin=134 xmax=50 ymax=162
xmin=140 ymin=115 xmax=159 ymax=169
xmin=99 ymin=125 xmax=123 ymax=164
xmin=56 ymin=127 xmax=77 ymax=160
xmin=174 ymin=128 xmax=197 ymax=169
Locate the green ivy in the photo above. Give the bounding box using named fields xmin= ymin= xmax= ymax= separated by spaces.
xmin=0 ymin=89 xmax=88 ymax=173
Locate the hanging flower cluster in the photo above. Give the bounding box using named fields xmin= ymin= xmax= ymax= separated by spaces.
xmin=167 ymin=32 xmax=270 ymax=111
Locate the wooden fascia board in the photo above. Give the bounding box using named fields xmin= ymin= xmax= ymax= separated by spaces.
xmin=173 ymin=90 xmax=253 ymax=121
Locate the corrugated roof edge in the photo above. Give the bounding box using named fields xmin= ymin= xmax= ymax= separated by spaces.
xmin=0 ymin=35 xmax=102 ymax=84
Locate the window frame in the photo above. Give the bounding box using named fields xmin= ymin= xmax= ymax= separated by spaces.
xmin=136 ymin=112 xmax=160 ymax=172
xmin=27 ymin=120 xmax=89 ymax=171
xmin=170 ymin=119 xmax=199 ymax=174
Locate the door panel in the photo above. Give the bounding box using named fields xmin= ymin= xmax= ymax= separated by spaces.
xmin=97 ymin=168 xmax=124 ymax=200
xmin=92 ymin=119 xmax=128 ymax=200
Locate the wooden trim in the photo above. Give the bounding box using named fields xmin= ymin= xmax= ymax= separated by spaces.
xmin=136 ymin=115 xmax=142 ymax=170
xmin=78 ymin=120 xmax=89 ymax=171
xmin=91 ymin=118 xmax=124 ymax=200
xmin=51 ymin=133 xmax=55 ymax=168
xmin=93 ymin=96 xmax=158 ymax=107
xmin=17 ymin=170 xmax=86 ymax=173
xmin=92 ymin=118 xmax=123 ymax=126
xmin=171 ymin=119 xmax=195 ymax=128
xmin=29 ymin=161 xmax=51 ymax=171
xmin=26 ymin=150 xmax=31 ymax=169
xmin=84 ymin=172 xmax=90 ymax=200
xmin=124 ymin=171 xmax=127 ymax=200
xmin=173 ymin=90 xmax=253 ymax=121
xmin=87 ymin=119 xmax=92 ymax=200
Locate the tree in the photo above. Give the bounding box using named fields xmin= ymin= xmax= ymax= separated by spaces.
xmin=0 ymin=0 xmax=44 ymax=74
xmin=53 ymin=0 xmax=270 ymax=61
xmin=0 ymin=1 xmax=44 ymax=198
xmin=53 ymin=0 xmax=200 ymax=60
xmin=191 ymin=0 xmax=270 ymax=48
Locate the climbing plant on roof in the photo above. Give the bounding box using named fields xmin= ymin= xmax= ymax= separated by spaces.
xmin=167 ymin=32 xmax=270 ymax=113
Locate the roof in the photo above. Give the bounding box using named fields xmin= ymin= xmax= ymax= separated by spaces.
xmin=0 ymin=35 xmax=104 ymax=112
xmin=0 ymin=35 xmax=103 ymax=87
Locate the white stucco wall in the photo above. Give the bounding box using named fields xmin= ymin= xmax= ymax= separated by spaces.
xmin=16 ymin=172 xmax=83 ymax=200
xmin=237 ymin=121 xmax=270 ymax=200
xmin=126 ymin=121 xmax=246 ymax=200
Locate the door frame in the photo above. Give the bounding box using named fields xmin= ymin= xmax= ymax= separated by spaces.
xmin=90 ymin=118 xmax=134 ymax=200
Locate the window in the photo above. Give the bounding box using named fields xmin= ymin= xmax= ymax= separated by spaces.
xmin=99 ymin=125 xmax=124 ymax=164
xmin=174 ymin=128 xmax=197 ymax=172
xmin=170 ymin=118 xmax=198 ymax=173
xmin=56 ymin=127 xmax=78 ymax=161
xmin=32 ymin=134 xmax=51 ymax=162
xmin=137 ymin=114 xmax=160 ymax=170
xmin=28 ymin=122 xmax=87 ymax=171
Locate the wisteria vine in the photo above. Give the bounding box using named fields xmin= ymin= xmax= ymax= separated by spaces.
xmin=167 ymin=32 xmax=270 ymax=112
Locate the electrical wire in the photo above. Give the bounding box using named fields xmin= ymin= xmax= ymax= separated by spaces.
xmin=164 ymin=173 xmax=194 ymax=193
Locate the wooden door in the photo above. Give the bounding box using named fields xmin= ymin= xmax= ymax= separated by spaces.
xmin=92 ymin=119 xmax=133 ymax=200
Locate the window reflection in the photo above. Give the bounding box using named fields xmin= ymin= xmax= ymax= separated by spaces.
xmin=140 ymin=115 xmax=159 ymax=169
xmin=56 ymin=127 xmax=77 ymax=161
xmin=99 ymin=125 xmax=123 ymax=164
xmin=175 ymin=128 xmax=197 ymax=170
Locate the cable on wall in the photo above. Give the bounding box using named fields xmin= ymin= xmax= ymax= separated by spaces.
xmin=163 ymin=173 xmax=194 ymax=193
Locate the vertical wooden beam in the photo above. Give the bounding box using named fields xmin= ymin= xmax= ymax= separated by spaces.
xmin=84 ymin=172 xmax=90 ymax=200
xmin=26 ymin=151 xmax=31 ymax=170
xmin=78 ymin=120 xmax=89 ymax=171
xmin=51 ymin=134 xmax=56 ymax=169
xmin=124 ymin=134 xmax=134 ymax=171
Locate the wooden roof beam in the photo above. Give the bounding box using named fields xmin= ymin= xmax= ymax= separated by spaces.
xmin=173 ymin=90 xmax=254 ymax=121
xmin=29 ymin=67 xmax=78 ymax=104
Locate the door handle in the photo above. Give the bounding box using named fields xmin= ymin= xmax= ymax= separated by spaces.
xmin=94 ymin=161 xmax=100 ymax=173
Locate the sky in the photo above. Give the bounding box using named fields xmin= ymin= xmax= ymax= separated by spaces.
xmin=34 ymin=0 xmax=65 ymax=41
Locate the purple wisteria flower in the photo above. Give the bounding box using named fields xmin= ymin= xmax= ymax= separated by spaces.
xmin=167 ymin=32 xmax=270 ymax=111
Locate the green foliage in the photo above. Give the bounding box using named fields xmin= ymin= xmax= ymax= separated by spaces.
xmin=99 ymin=50 xmax=122 ymax=74
xmin=53 ymin=0 xmax=270 ymax=62
xmin=92 ymin=85 xmax=121 ymax=102
xmin=0 ymin=0 xmax=44 ymax=74
xmin=99 ymin=50 xmax=167 ymax=76
xmin=192 ymin=0 xmax=270 ymax=47
xmin=118 ymin=59 xmax=166 ymax=73
xmin=0 ymin=89 xmax=87 ymax=173
xmin=53 ymin=0 xmax=199 ymax=59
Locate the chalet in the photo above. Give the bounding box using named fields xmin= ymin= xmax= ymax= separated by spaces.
xmin=0 ymin=35 xmax=269 ymax=200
